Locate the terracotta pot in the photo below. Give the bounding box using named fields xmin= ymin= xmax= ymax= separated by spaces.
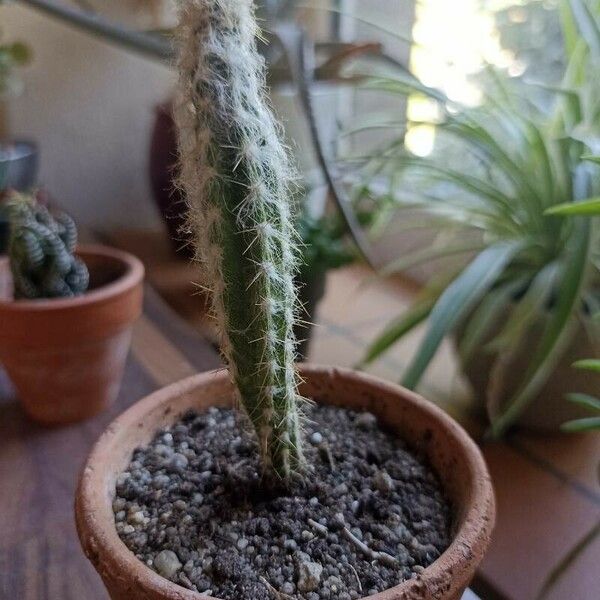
xmin=76 ymin=365 xmax=495 ymax=600
xmin=455 ymin=308 xmax=600 ymax=432
xmin=0 ymin=244 xmax=144 ymax=424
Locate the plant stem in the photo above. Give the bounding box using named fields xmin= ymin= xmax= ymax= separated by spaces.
xmin=175 ymin=0 xmax=305 ymax=482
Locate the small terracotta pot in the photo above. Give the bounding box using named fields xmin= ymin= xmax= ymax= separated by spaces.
xmin=76 ymin=365 xmax=495 ymax=600
xmin=0 ymin=244 xmax=144 ymax=424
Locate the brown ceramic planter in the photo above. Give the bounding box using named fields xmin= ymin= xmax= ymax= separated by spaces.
xmin=0 ymin=244 xmax=144 ymax=424
xmin=76 ymin=365 xmax=495 ymax=600
xmin=455 ymin=308 xmax=600 ymax=431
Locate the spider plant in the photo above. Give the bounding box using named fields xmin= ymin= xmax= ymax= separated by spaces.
xmin=546 ymin=194 xmax=600 ymax=433
xmin=356 ymin=0 xmax=600 ymax=437
xmin=535 ymin=195 xmax=600 ymax=599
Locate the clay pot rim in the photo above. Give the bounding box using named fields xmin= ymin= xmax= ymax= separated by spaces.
xmin=76 ymin=365 xmax=495 ymax=600
xmin=0 ymin=243 xmax=144 ymax=311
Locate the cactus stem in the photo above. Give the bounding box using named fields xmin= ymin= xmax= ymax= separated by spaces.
xmin=175 ymin=0 xmax=307 ymax=482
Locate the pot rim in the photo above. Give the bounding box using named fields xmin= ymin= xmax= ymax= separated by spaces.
xmin=76 ymin=365 xmax=495 ymax=600
xmin=0 ymin=138 xmax=38 ymax=160
xmin=0 ymin=243 xmax=144 ymax=311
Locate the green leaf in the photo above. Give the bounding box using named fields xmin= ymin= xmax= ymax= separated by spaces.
xmin=552 ymin=40 xmax=587 ymax=129
xmin=545 ymin=198 xmax=600 ymax=216
xmin=447 ymin=111 xmax=549 ymax=203
xmin=389 ymin=155 xmax=515 ymax=214
xmin=560 ymin=0 xmax=580 ymax=59
xmin=490 ymin=218 xmax=591 ymax=437
xmin=402 ymin=241 xmax=522 ymax=389
xmin=457 ymin=280 xmax=525 ymax=366
xmin=561 ymin=417 xmax=600 ymax=432
xmin=533 ymin=84 xmax=582 ymax=125
xmin=487 ymin=264 xmax=558 ymax=353
xmin=379 ymin=240 xmax=482 ymax=276
xmin=521 ymin=119 xmax=555 ymax=206
xmin=573 ymin=359 xmax=600 ymax=372
xmin=582 ymin=155 xmax=600 ymax=164
xmin=569 ymin=0 xmax=600 ymax=56
xmin=362 ymin=74 xmax=448 ymax=105
xmin=547 ymin=136 xmax=574 ymax=203
xmin=359 ymin=296 xmax=437 ymax=368
xmin=566 ymin=393 xmax=600 ymax=412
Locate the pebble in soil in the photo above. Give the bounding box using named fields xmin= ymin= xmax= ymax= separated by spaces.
xmin=114 ymin=405 xmax=452 ymax=599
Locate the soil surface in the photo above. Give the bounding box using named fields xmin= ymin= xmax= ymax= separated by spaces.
xmin=114 ymin=405 xmax=452 ymax=599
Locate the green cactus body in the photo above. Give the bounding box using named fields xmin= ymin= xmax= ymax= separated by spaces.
xmin=7 ymin=195 xmax=89 ymax=299
xmin=175 ymin=0 xmax=305 ymax=481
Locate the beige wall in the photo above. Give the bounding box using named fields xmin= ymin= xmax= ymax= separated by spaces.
xmin=1 ymin=2 xmax=412 ymax=236
xmin=1 ymin=2 xmax=342 ymax=232
xmin=1 ymin=3 xmax=175 ymax=230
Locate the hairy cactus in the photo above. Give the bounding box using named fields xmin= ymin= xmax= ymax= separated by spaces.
xmin=175 ymin=0 xmax=306 ymax=481
xmin=7 ymin=194 xmax=89 ymax=299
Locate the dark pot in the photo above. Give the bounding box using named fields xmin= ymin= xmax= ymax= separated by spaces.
xmin=149 ymin=102 xmax=192 ymax=258
xmin=295 ymin=268 xmax=327 ymax=360
xmin=0 ymin=219 xmax=8 ymax=255
xmin=455 ymin=304 xmax=600 ymax=431
xmin=0 ymin=140 xmax=39 ymax=253
xmin=0 ymin=139 xmax=38 ymax=192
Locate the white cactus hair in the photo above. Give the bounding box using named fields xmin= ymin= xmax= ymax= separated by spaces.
xmin=174 ymin=0 xmax=307 ymax=480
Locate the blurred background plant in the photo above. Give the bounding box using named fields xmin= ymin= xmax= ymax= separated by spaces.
xmin=350 ymin=0 xmax=600 ymax=437
xmin=295 ymin=182 xmax=392 ymax=283
xmin=293 ymin=185 xmax=392 ymax=357
xmin=1 ymin=20 xmax=32 ymax=249
xmin=0 ymin=18 xmax=34 ymax=253
xmin=296 ymin=210 xmax=354 ymax=282
xmin=0 ymin=28 xmax=30 ymax=97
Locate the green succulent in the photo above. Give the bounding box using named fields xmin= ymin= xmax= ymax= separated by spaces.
xmin=296 ymin=211 xmax=354 ymax=279
xmin=7 ymin=193 xmax=89 ymax=299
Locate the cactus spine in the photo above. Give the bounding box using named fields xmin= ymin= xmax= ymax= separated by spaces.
xmin=8 ymin=194 xmax=89 ymax=299
xmin=175 ymin=0 xmax=306 ymax=481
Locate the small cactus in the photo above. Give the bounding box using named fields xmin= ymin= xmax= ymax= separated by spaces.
xmin=175 ymin=0 xmax=306 ymax=481
xmin=7 ymin=193 xmax=89 ymax=299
